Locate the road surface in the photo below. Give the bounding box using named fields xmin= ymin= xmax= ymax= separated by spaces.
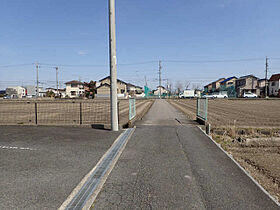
xmin=0 ymin=126 xmax=121 ymax=210
xmin=94 ymin=99 xmax=279 ymax=209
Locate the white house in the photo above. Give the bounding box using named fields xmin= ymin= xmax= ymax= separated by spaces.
xmin=153 ymin=86 xmax=168 ymax=96
xmin=268 ymin=73 xmax=280 ymax=97
xmin=65 ymin=80 xmax=85 ymax=98
xmin=46 ymin=88 xmax=66 ymax=98
xmin=6 ymin=86 xmax=26 ymax=98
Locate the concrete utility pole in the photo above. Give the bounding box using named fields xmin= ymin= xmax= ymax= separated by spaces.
xmin=36 ymin=63 xmax=39 ymax=98
xmin=159 ymin=60 xmax=162 ymax=99
xmin=265 ymin=57 xmax=269 ymax=98
xmin=109 ymin=0 xmax=119 ymax=131
xmin=55 ymin=67 xmax=59 ymax=96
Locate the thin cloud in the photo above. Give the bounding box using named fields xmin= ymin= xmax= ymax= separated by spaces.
xmin=77 ymin=50 xmax=88 ymax=56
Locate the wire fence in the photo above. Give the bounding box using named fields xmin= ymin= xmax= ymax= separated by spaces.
xmin=197 ymin=98 xmax=208 ymax=121
xmin=0 ymin=100 xmax=111 ymax=126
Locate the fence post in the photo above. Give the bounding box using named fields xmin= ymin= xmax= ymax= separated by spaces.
xmin=35 ymin=102 xmax=38 ymax=125
xmin=80 ymin=102 xmax=82 ymax=125
xmin=117 ymin=101 xmax=120 ymax=125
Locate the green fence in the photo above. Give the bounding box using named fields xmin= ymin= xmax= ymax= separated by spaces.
xmin=197 ymin=98 xmax=208 ymax=121
xmin=129 ymin=98 xmax=136 ymax=120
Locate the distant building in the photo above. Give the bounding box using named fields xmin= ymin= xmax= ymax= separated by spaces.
xmin=211 ymin=78 xmax=225 ymax=92
xmin=127 ymin=83 xmax=144 ymax=96
xmin=204 ymin=83 xmax=212 ymax=93
xmin=235 ymin=75 xmax=259 ymax=97
xmin=65 ymin=80 xmax=85 ymax=98
xmin=220 ymin=76 xmax=237 ymax=97
xmin=268 ymin=73 xmax=280 ymax=97
xmin=46 ymin=88 xmax=66 ymax=98
xmin=256 ymin=79 xmax=267 ymax=98
xmin=153 ymin=86 xmax=168 ymax=96
xmin=6 ymin=86 xmax=26 ymax=98
xmin=98 ymin=76 xmax=127 ymax=94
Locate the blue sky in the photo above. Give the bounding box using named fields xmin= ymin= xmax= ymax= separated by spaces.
xmin=0 ymin=0 xmax=280 ymax=89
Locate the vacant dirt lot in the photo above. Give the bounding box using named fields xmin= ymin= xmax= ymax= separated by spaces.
xmin=169 ymin=99 xmax=280 ymax=128
xmin=169 ymin=98 xmax=280 ymax=202
xmin=0 ymin=99 xmax=154 ymax=127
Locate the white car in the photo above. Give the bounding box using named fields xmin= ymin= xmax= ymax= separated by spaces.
xmin=202 ymin=94 xmax=214 ymax=99
xmin=243 ymin=92 xmax=258 ymax=98
xmin=212 ymin=93 xmax=228 ymax=98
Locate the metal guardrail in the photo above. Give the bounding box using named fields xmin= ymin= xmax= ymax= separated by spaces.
xmin=129 ymin=98 xmax=136 ymax=120
xmin=197 ymin=98 xmax=208 ymax=121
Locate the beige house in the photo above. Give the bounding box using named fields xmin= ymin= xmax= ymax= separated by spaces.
xmin=65 ymin=80 xmax=85 ymax=98
xmin=96 ymin=83 xmax=111 ymax=96
xmin=256 ymin=79 xmax=267 ymax=98
xmin=153 ymin=86 xmax=168 ymax=96
xmin=235 ymin=75 xmax=259 ymax=97
xmin=98 ymin=76 xmax=127 ymax=94
xmin=211 ymin=78 xmax=225 ymax=92
xmin=268 ymin=73 xmax=280 ymax=97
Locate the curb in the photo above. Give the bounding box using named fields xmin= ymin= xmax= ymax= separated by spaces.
xmin=196 ymin=125 xmax=280 ymax=207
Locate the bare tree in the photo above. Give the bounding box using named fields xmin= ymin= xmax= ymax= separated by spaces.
xmin=192 ymin=83 xmax=202 ymax=90
xmin=185 ymin=80 xmax=191 ymax=90
xmin=175 ymin=80 xmax=183 ymax=94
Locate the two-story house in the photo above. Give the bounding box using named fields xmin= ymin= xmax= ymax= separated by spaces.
xmin=204 ymin=83 xmax=212 ymax=93
xmin=65 ymin=80 xmax=85 ymax=98
xmin=268 ymin=73 xmax=280 ymax=97
xmin=235 ymin=75 xmax=259 ymax=97
xmin=256 ymin=79 xmax=267 ymax=98
xmin=6 ymin=86 xmax=26 ymax=98
xmin=211 ymin=78 xmax=225 ymax=92
xmin=96 ymin=76 xmax=129 ymax=98
xmin=153 ymin=86 xmax=168 ymax=96
xmin=220 ymin=76 xmax=237 ymax=97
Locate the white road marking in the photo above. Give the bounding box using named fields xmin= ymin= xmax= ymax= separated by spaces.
xmin=0 ymin=145 xmax=36 ymax=151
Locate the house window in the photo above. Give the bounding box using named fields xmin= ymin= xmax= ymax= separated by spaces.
xmin=71 ymin=84 xmax=78 ymax=88
xmin=272 ymin=82 xmax=275 ymax=86
xmin=71 ymin=91 xmax=76 ymax=96
xmin=121 ymin=89 xmax=125 ymax=94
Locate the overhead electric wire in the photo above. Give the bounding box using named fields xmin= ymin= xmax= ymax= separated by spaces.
xmin=162 ymin=58 xmax=264 ymax=63
xmin=0 ymin=63 xmax=33 ymax=68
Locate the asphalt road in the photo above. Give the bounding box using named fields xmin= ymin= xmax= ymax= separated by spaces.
xmin=94 ymin=99 xmax=279 ymax=209
xmin=0 ymin=126 xmax=121 ymax=210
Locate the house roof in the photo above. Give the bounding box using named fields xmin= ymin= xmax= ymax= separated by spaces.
xmin=96 ymin=83 xmax=111 ymax=89
xmin=237 ymin=74 xmax=259 ymax=80
xmin=99 ymin=76 xmax=127 ymax=84
xmin=220 ymin=76 xmax=237 ymax=84
xmin=156 ymin=85 xmax=166 ymax=89
xmin=213 ymin=78 xmax=226 ymax=83
xmin=65 ymin=80 xmax=84 ymax=85
xmin=269 ymin=73 xmax=280 ymax=81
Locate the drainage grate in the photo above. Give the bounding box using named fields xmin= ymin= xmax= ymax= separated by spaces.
xmin=65 ymin=128 xmax=134 ymax=210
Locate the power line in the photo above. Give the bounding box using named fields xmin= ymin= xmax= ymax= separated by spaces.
xmin=0 ymin=64 xmax=33 ymax=68
xmin=162 ymin=58 xmax=264 ymax=63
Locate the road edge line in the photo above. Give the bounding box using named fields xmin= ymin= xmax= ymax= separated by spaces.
xmin=58 ymin=127 xmax=136 ymax=210
xmin=196 ymin=126 xmax=280 ymax=207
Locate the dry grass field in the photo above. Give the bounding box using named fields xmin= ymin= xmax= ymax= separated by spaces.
xmin=169 ymin=98 xmax=280 ymax=128
xmin=168 ymin=98 xmax=280 ymax=202
xmin=0 ymin=99 xmax=154 ymax=127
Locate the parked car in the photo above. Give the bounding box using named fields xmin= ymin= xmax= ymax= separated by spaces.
xmin=212 ymin=93 xmax=228 ymax=98
xmin=3 ymin=95 xmax=11 ymax=99
xmin=243 ymin=92 xmax=258 ymax=98
xmin=202 ymin=94 xmax=214 ymax=99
